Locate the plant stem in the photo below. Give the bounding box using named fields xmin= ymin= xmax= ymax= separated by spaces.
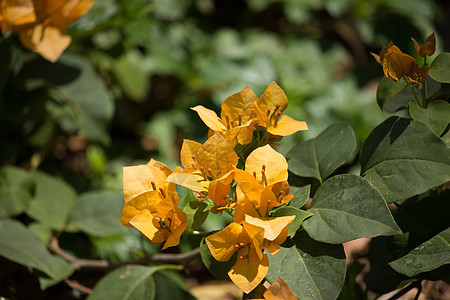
xmin=387 ymin=280 xmax=422 ymax=300
xmin=403 ymin=75 xmax=422 ymax=107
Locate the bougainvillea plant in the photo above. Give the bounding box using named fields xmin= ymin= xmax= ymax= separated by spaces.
xmin=116 ymin=34 xmax=450 ymax=299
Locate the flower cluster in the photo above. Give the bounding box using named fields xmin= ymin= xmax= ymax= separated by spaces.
xmin=0 ymin=0 xmax=94 ymax=62
xmin=121 ymin=82 xmax=306 ymax=294
xmin=371 ymin=33 xmax=435 ymax=84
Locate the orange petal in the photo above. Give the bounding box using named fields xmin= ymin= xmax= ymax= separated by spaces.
xmin=166 ymin=171 xmax=209 ymax=192
xmin=268 ymin=115 xmax=308 ymax=136
xmin=228 ymin=246 xmax=269 ymax=294
xmin=129 ymin=210 xmax=165 ymax=243
xmin=180 ymin=139 xmax=202 ymax=170
xmin=162 ymin=202 xmax=188 ymax=250
xmin=61 ymin=0 xmax=94 ymax=23
xmin=120 ymin=190 xmax=162 ymax=226
xmin=244 ymin=215 xmax=295 ymax=241
xmin=205 ymin=222 xmax=250 ymax=262
xmin=245 ymin=145 xmax=288 ymax=186
xmin=208 ymin=179 xmax=231 ymax=207
xmin=191 ymin=105 xmax=227 ymax=132
xmin=221 ymin=85 xmax=258 ymax=124
xmin=19 ymin=23 xmax=71 ymax=62
xmin=257 ymin=82 xmax=289 ymax=119
xmin=263 ymin=277 xmax=298 ymax=300
xmin=123 ymin=163 xmax=168 ymax=202
xmin=195 ymin=133 xmax=239 ymax=179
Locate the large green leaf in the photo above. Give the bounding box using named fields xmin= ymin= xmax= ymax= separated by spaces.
xmin=408 ymin=100 xmax=450 ymax=136
xmin=429 ymin=52 xmax=450 ymax=83
xmin=0 ymin=220 xmax=74 ymax=282
xmin=360 ymin=117 xmax=450 ymax=203
xmin=88 ymin=265 xmax=179 ymax=300
xmin=288 ymin=184 xmax=310 ymax=209
xmin=302 ymin=174 xmax=401 ymax=244
xmin=200 ymin=235 xmax=237 ymax=280
xmin=66 ymin=190 xmax=124 ymax=237
xmin=389 ymin=227 xmax=450 ymax=277
xmin=58 ymin=54 xmax=114 ymax=145
xmin=287 ymin=123 xmax=356 ymax=183
xmin=26 ymin=171 xmax=77 ymax=230
xmin=0 ymin=166 xmax=33 ymax=218
xmin=266 ymin=231 xmax=346 ymax=300
xmin=153 ymin=270 xmax=196 ymax=300
xmin=271 ymin=206 xmax=313 ymax=238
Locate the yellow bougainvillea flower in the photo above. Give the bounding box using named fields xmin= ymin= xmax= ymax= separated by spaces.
xmin=206 ymin=217 xmax=294 ymax=293
xmin=205 ymin=221 xmax=268 ymax=293
xmin=167 ymin=133 xmax=239 ymax=210
xmin=263 ymin=277 xmax=298 ymax=300
xmin=0 ymin=0 xmax=94 ymax=62
xmin=191 ymin=86 xmax=259 ymax=146
xmin=371 ymin=42 xmax=419 ymax=82
xmin=233 ymin=183 xmax=292 ymax=223
xmin=411 ymin=33 xmax=436 ymax=57
xmin=254 ymin=82 xmax=307 ymax=138
xmin=121 ymin=192 xmax=187 ymax=250
xmin=0 ymin=0 xmax=36 ymax=33
xmin=122 ymin=158 xmax=178 ymax=204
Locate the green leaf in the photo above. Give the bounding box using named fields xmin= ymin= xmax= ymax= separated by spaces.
xmin=0 ymin=220 xmax=74 ymax=282
xmin=389 ymin=227 xmax=450 ymax=277
xmin=66 ymin=190 xmax=124 ymax=237
xmin=288 ymin=184 xmax=310 ymax=209
xmin=376 ymin=76 xmax=407 ymax=112
xmin=26 ymin=171 xmax=77 ymax=230
xmin=0 ymin=166 xmax=33 ymax=218
xmin=409 ymin=100 xmax=450 ymax=136
xmin=200 ymin=235 xmax=237 ymax=280
xmin=429 ymin=52 xmax=450 ymax=83
xmin=302 ymin=174 xmax=401 ymax=244
xmin=287 ymin=123 xmax=356 ymax=183
xmin=113 ymin=50 xmax=149 ymax=102
xmin=28 ymin=222 xmax=52 ymax=244
xmin=153 ymin=270 xmax=196 ymax=300
xmin=58 ymin=54 xmax=114 ymax=145
xmin=376 ymin=76 xmax=440 ymax=113
xmin=88 ymin=265 xmax=180 ymax=300
xmin=183 ymin=201 xmax=209 ymax=231
xmin=360 ymin=117 xmax=450 ymax=203
xmin=266 ymin=231 xmax=347 ymax=300
xmin=271 ymin=206 xmax=313 ymax=238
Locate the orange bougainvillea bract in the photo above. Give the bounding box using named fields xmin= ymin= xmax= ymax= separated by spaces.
xmin=0 ymin=0 xmax=94 ymax=62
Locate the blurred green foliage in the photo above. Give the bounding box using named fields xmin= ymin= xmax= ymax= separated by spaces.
xmin=0 ymin=0 xmax=448 ymax=298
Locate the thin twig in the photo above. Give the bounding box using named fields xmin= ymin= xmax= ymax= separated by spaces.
xmin=48 ymin=238 xmax=201 ymax=271
xmin=64 ymin=279 xmax=92 ymax=295
xmin=387 ymin=280 xmax=422 ymax=300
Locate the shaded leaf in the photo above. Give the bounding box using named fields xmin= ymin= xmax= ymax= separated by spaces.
xmin=287 ymin=123 xmax=356 ymax=183
xmin=0 ymin=220 xmax=74 ymax=282
xmin=66 ymin=190 xmax=124 ymax=237
xmin=26 ymin=170 xmax=77 ymax=230
xmin=360 ymin=117 xmax=450 ymax=203
xmin=288 ymin=184 xmax=310 ymax=209
xmin=271 ymin=206 xmax=313 ymax=237
xmin=266 ymin=231 xmax=346 ymax=300
xmin=113 ymin=50 xmax=149 ymax=101
xmin=389 ymin=227 xmax=450 ymax=277
xmin=183 ymin=200 xmax=209 ymax=231
xmin=153 ymin=270 xmax=196 ymax=300
xmin=408 ymin=100 xmax=450 ymax=136
xmin=88 ymin=265 xmax=179 ymax=300
xmin=303 ymin=175 xmax=401 ymax=244
xmin=0 ymin=166 xmax=33 ymax=218
xmin=429 ymin=52 xmax=450 ymax=83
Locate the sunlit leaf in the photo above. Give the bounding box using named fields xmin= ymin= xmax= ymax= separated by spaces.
xmin=303 ymin=174 xmax=401 ymax=244
xmin=266 ymin=231 xmax=346 ymax=300
xmin=429 ymin=52 xmax=450 ymax=83
xmin=272 ymin=206 xmax=313 ymax=237
xmin=408 ymin=100 xmax=450 ymax=136
xmin=287 ymin=123 xmax=356 ymax=183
